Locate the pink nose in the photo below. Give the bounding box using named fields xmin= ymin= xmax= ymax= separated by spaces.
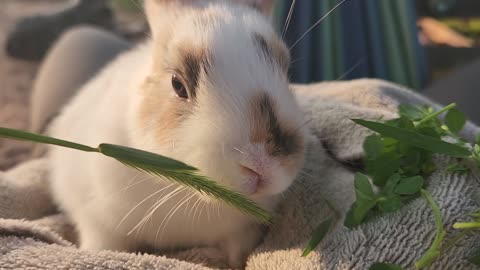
xmin=239 ymin=164 xmax=268 ymax=195
xmin=240 ymin=165 xmax=262 ymax=178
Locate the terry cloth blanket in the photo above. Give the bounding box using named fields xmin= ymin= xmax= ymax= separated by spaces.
xmin=1 ymin=79 xmax=479 ymax=269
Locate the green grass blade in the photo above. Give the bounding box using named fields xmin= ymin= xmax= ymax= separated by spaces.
xmin=98 ymin=144 xmax=196 ymax=171
xmin=99 ymin=144 xmax=272 ymax=223
xmin=0 ymin=127 xmax=271 ymax=222
xmin=351 ymin=119 xmax=471 ymax=158
xmin=302 ymin=218 xmax=333 ymax=257
xmin=452 ymin=221 xmax=480 ymax=229
xmin=0 ymin=127 xmax=97 ymax=152
xmin=415 ymin=189 xmax=446 ymax=269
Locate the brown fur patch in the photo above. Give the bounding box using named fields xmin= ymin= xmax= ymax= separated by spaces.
xmin=173 ymin=46 xmax=210 ymax=101
xmin=252 ymin=33 xmax=290 ymax=73
xmin=250 ymin=93 xmax=303 ymax=157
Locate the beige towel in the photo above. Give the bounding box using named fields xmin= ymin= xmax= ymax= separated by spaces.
xmin=1 ymin=79 xmax=479 ymax=269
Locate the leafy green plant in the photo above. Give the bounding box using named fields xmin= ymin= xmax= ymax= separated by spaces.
xmin=301 ymin=218 xmax=333 ymax=257
xmin=0 ymin=127 xmax=271 ymax=223
xmin=303 ymin=103 xmax=480 ymax=269
xmin=345 ymin=103 xmax=471 ymax=228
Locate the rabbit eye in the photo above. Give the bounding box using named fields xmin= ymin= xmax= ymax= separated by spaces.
xmin=171 ymin=75 xmax=188 ymax=99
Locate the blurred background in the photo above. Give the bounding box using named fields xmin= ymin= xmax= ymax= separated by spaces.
xmin=0 ymin=0 xmax=479 ymax=168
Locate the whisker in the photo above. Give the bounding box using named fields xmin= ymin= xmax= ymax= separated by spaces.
xmin=127 ymin=186 xmax=185 ymax=235
xmin=116 ymin=183 xmax=174 ymax=231
xmin=156 ymin=191 xmax=196 ymax=243
xmin=282 ymin=0 xmax=297 ymax=38
xmin=292 ymin=118 xmax=313 ymax=133
xmin=289 ymin=0 xmax=349 ymax=50
xmin=335 ymin=57 xmax=366 ymax=81
xmin=233 ymin=146 xmax=248 ymax=155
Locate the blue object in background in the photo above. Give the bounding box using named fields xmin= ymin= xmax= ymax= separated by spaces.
xmin=272 ymin=0 xmax=427 ymax=90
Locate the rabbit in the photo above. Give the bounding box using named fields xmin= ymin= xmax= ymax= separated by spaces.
xmin=48 ymin=0 xmax=308 ymax=268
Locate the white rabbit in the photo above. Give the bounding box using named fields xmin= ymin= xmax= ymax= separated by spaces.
xmin=48 ymin=0 xmax=308 ymax=268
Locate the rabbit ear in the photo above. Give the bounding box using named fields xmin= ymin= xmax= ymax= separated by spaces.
xmin=144 ymin=0 xmax=163 ymax=36
xmin=231 ymin=0 xmax=276 ymax=17
xmin=144 ymin=0 xmax=193 ymax=36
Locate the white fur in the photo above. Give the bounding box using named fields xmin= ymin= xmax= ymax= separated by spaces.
xmin=48 ymin=0 xmax=307 ymax=268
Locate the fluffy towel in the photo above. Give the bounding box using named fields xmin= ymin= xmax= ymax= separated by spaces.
xmin=1 ymin=79 xmax=479 ymax=269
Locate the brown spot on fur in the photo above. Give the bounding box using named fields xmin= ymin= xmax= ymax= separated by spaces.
xmin=250 ymin=93 xmax=303 ymax=157
xmin=174 ymin=47 xmax=210 ymax=101
xmin=252 ymin=33 xmax=290 ymax=73
xmin=138 ymin=76 xmax=193 ymax=144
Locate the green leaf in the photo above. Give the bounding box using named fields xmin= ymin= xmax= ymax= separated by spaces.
xmin=383 ymin=174 xmax=402 ymax=195
xmin=369 ymin=262 xmax=405 ymax=270
xmin=351 ymin=119 xmax=471 ymax=158
xmin=302 ymin=218 xmax=333 ymax=257
xmin=353 ymin=199 xmax=378 ymax=226
xmin=379 ymin=195 xmax=403 ymax=213
xmin=468 ymin=248 xmax=480 ymax=266
xmin=354 ymin=173 xmax=375 ymax=201
xmin=366 ymin=153 xmax=401 ymax=186
xmin=398 ymin=104 xmax=426 ymax=120
xmin=400 ymin=148 xmax=424 ymax=175
xmin=0 ymin=127 xmax=97 ymax=152
xmin=421 ymin=161 xmax=436 ymax=175
xmin=446 ymin=163 xmax=470 ymax=174
xmin=385 ymin=117 xmax=415 ymax=130
xmin=364 ymin=135 xmax=384 ymax=159
xmin=445 ymin=108 xmax=466 ymax=134
xmin=416 ymin=126 xmax=442 ymax=139
xmin=394 ymin=176 xmax=424 ymax=195
xmin=344 ymin=198 xmax=379 ymax=228
xmin=475 ymin=133 xmax=480 ymax=146
xmin=344 ymin=206 xmax=357 ymax=228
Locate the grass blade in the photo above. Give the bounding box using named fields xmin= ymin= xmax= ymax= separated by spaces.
xmin=0 ymin=127 xmax=272 ymax=223
xmin=0 ymin=127 xmax=97 ymax=152
xmin=302 ymin=218 xmax=333 ymax=257
xmin=351 ymin=119 xmax=471 ymax=158
xmin=415 ymin=189 xmax=446 ymax=269
xmin=99 ymin=144 xmax=272 ymax=223
xmin=99 ymin=144 xmax=196 ymax=171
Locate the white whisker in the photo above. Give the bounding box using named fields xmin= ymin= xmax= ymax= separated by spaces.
xmin=336 ymin=57 xmax=366 ymax=81
xmin=233 ymin=146 xmax=248 ymax=155
xmin=156 ymin=192 xmax=197 ymax=242
xmin=116 ymin=183 xmax=174 ymax=231
xmin=289 ymin=0 xmax=349 ymax=50
xmin=127 ymin=186 xmax=185 ymax=235
xmin=282 ymin=0 xmax=297 ymax=38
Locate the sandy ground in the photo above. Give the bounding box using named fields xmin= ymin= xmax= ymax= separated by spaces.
xmin=0 ymin=0 xmax=146 ymax=170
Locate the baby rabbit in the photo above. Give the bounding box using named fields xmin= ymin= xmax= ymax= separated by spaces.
xmin=48 ymin=0 xmax=308 ymax=268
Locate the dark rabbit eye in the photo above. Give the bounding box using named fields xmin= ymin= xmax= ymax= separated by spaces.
xmin=171 ymin=75 xmax=188 ymax=99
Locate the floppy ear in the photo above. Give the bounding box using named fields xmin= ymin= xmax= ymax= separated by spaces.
xmin=231 ymin=0 xmax=276 ymax=17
